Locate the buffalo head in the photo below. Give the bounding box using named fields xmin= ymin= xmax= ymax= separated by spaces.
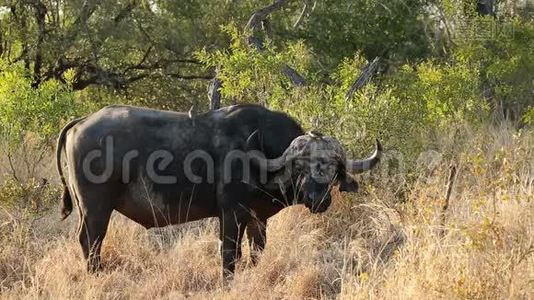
xmin=250 ymin=131 xmax=382 ymax=213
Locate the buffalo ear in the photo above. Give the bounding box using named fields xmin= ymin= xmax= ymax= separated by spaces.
xmin=339 ymin=173 xmax=359 ymax=193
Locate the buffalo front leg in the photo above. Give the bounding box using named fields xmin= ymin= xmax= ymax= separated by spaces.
xmin=246 ymin=218 xmax=266 ymax=265
xmin=219 ymin=211 xmax=247 ymax=280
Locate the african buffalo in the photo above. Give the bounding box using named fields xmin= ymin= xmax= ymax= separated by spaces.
xmin=56 ymin=104 xmax=382 ymax=277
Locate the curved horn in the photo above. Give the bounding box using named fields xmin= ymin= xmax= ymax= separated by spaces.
xmin=347 ymin=139 xmax=383 ymax=174
xmin=264 ymin=153 xmax=288 ymax=172
xmin=249 ymin=149 xmax=288 ymax=172
xmin=246 ymin=129 xmax=261 ymax=151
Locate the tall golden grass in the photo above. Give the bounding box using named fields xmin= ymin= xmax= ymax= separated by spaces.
xmin=0 ymin=123 xmax=533 ymax=299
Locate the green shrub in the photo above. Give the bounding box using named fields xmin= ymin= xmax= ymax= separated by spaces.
xmin=200 ymin=30 xmax=490 ymax=165
xmin=522 ymin=107 xmax=534 ymax=126
xmin=0 ymin=178 xmax=60 ymax=213
xmin=453 ymin=17 xmax=534 ymax=121
xmin=0 ymin=61 xmax=80 ymax=150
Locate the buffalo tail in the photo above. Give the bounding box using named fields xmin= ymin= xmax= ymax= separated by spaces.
xmin=56 ymin=117 xmax=85 ymax=220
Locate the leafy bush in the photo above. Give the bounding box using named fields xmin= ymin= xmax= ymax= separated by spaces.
xmin=452 ymin=16 xmax=534 ymax=121
xmin=199 ymin=30 xmax=490 ymax=166
xmin=197 ymin=24 xmax=311 ymax=106
xmin=0 ymin=61 xmax=79 ymax=149
xmin=522 ymin=107 xmax=534 ymax=126
xmin=0 ymin=178 xmax=60 ymax=213
xmin=0 ymin=60 xmax=82 ymax=185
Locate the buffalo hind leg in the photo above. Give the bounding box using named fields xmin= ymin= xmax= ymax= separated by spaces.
xmin=246 ymin=218 xmax=266 ymax=265
xmin=78 ymin=208 xmax=112 ymax=272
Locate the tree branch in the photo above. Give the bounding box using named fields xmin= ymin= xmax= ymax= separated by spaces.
xmin=477 ymin=0 xmax=495 ymax=16
xmin=208 ymin=71 xmax=222 ymax=110
xmin=439 ymin=164 xmax=458 ymax=236
xmin=29 ymin=0 xmax=47 ymax=87
xmin=70 ymin=60 xmax=212 ymax=90
xmin=137 ymin=46 xmax=153 ymax=68
xmin=345 ymin=57 xmax=380 ymax=100
xmin=59 ymin=0 xmax=103 ymax=53
xmin=123 ymin=56 xmax=201 ymax=72
xmin=165 ymin=73 xmax=213 ymax=80
xmin=293 ymin=0 xmax=311 ymax=28
xmin=282 ymin=65 xmax=306 ymax=86
xmin=245 ymin=0 xmax=287 ymax=32
xmin=245 ymin=0 xmax=306 ymax=86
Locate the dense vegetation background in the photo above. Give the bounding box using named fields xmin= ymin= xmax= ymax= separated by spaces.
xmin=0 ymin=0 xmax=532 ymax=156
xmin=0 ymin=0 xmax=532 ymax=298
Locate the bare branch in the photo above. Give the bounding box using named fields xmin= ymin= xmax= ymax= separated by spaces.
xmin=262 ymin=19 xmax=273 ymax=42
xmin=439 ymin=164 xmax=458 ymax=236
xmin=124 ymin=56 xmax=201 ymax=72
xmin=477 ymin=0 xmax=496 ymax=16
xmin=0 ymin=24 xmax=3 ymax=57
xmin=245 ymin=0 xmax=287 ymax=32
xmin=6 ymin=151 xmax=20 ymax=183
xmin=71 ymin=62 xmax=212 ymax=90
xmin=293 ymin=0 xmax=311 ymax=28
xmin=345 ymin=57 xmax=380 ymax=100
xmin=208 ymin=69 xmax=222 ymax=110
xmin=134 ymin=46 xmax=153 ymax=69
xmin=282 ymin=65 xmax=306 ymax=86
xmin=165 ymin=73 xmax=213 ymax=80
xmin=443 ymin=165 xmax=457 ymax=214
xmin=248 ymin=36 xmax=266 ymax=51
xmin=245 ymin=0 xmax=307 ymax=86
xmin=59 ymin=0 xmax=104 ymax=52
xmin=206 ymin=0 xmax=307 ymax=108
xmin=28 ymin=0 xmax=47 ymax=87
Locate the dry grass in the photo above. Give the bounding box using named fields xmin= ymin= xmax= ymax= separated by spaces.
xmin=0 ymin=123 xmax=533 ymax=299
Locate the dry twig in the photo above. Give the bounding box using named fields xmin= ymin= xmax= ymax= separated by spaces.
xmin=439 ymin=164 xmax=457 ymax=236
xmin=345 ymin=57 xmax=381 ymax=100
